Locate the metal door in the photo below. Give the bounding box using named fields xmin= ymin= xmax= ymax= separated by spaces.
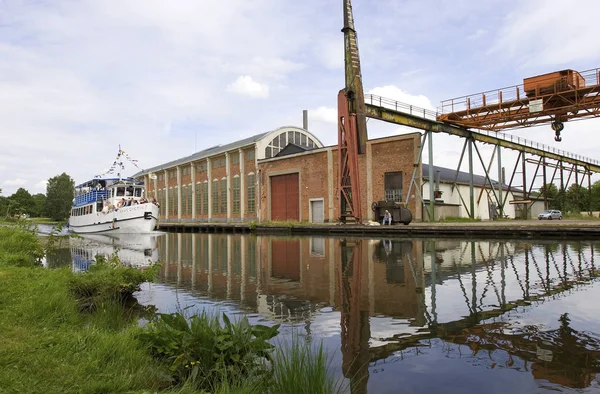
xmin=311 ymin=200 xmax=324 ymax=223
xmin=270 ymin=173 xmax=299 ymax=221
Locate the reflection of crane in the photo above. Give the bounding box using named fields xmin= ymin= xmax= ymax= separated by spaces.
xmin=338 ymin=239 xmax=370 ymax=394
xmin=437 ymin=68 xmax=600 ymax=142
xmin=338 ymin=0 xmax=367 ymax=222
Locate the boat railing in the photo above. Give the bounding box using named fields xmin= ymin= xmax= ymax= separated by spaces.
xmin=74 ymin=190 xmax=111 ymax=206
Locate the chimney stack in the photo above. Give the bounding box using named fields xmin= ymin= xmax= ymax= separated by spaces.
xmin=302 ymin=110 xmax=308 ymax=130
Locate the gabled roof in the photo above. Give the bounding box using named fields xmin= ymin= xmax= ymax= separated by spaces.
xmin=133 ymin=131 xmax=268 ymax=177
xmin=423 ymin=163 xmax=519 ymax=192
xmin=275 ymin=143 xmax=312 ymax=158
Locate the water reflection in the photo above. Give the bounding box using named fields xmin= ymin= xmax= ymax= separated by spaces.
xmin=153 ymin=233 xmax=600 ymax=393
xmin=48 ymin=232 xmax=599 ymax=393
xmin=46 ymin=233 xmax=162 ymax=271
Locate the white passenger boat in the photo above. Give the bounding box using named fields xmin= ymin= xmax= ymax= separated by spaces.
xmin=67 ymin=177 xmax=159 ymax=234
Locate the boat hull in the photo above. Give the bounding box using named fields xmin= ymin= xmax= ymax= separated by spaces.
xmin=68 ymin=203 xmax=159 ymax=234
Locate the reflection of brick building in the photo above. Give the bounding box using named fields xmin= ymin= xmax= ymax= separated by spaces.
xmin=157 ymin=233 xmax=259 ymax=308
xmin=258 ymin=236 xmax=425 ymax=322
xmin=157 ymin=233 xmax=426 ymax=322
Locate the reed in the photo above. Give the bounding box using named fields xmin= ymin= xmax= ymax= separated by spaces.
xmin=270 ymin=338 xmax=347 ymax=394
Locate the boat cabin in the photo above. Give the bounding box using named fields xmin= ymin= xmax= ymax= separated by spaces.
xmin=71 ymin=178 xmax=147 ymax=218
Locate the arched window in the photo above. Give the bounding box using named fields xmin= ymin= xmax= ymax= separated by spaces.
xmin=232 ymin=175 xmax=241 ymax=214
xmin=195 ymin=182 xmax=203 ymax=216
xmin=169 ymin=188 xmax=176 ymax=217
xmin=264 ymin=130 xmax=319 ymax=158
xmin=212 ymin=179 xmax=219 ymax=214
xmin=247 ymin=172 xmax=256 ymax=213
xmin=220 ymin=177 xmax=227 ymax=214
xmin=203 ymin=181 xmax=209 ymax=214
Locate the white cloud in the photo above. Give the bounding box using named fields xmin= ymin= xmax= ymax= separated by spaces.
xmin=0 ymin=0 xmax=598 ymax=196
xmin=367 ymin=85 xmax=435 ymax=111
xmin=35 ymin=180 xmax=48 ymax=191
xmin=467 ymin=28 xmax=487 ymax=40
xmin=227 ymin=76 xmax=270 ymax=99
xmin=489 ymin=0 xmax=600 ymax=69
xmin=310 ymin=106 xmax=337 ymax=124
xmin=3 ymin=178 xmax=27 ymax=187
xmin=314 ymin=35 xmax=343 ymax=70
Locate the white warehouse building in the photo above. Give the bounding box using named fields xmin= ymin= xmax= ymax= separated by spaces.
xmin=420 ymin=164 xmax=545 ymax=221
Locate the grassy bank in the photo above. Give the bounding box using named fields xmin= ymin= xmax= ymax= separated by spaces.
xmin=0 ymin=227 xmax=344 ymax=394
xmin=0 ymin=267 xmax=168 ymax=393
xmin=0 ymin=217 xmax=62 ymax=226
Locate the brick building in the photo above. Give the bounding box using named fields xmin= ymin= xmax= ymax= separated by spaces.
xmin=137 ymin=126 xmax=324 ymax=223
xmin=258 ymin=132 xmax=422 ymax=222
xmin=136 ymin=125 xmax=422 ymax=223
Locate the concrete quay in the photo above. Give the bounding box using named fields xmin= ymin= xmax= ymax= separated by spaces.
xmin=157 ymin=219 xmax=600 ymax=239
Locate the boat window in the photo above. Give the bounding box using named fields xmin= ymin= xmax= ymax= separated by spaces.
xmin=126 ymin=186 xmax=134 ymax=196
xmin=134 ymin=188 xmax=142 ymax=197
xmin=117 ymin=187 xmax=125 ymax=197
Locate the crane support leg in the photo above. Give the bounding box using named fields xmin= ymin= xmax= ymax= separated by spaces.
xmin=338 ymin=90 xmax=362 ymax=223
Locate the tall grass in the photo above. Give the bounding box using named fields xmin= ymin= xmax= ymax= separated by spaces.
xmin=0 ymin=267 xmax=169 ymax=394
xmin=270 ymin=339 xmax=347 ymax=394
xmin=0 ymin=226 xmax=43 ymax=267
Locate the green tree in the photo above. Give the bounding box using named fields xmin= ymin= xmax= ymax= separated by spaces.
xmin=8 ymin=188 xmax=35 ymax=216
xmin=31 ymin=193 xmax=47 ymax=218
xmin=534 ymin=183 xmax=559 ymax=206
xmin=0 ymin=196 xmax=9 ymax=218
xmin=565 ymin=184 xmax=589 ymax=213
xmin=46 ymin=173 xmax=75 ymax=221
xmin=591 ymin=180 xmax=600 ymax=211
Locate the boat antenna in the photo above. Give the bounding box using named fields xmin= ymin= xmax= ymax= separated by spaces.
xmin=118 ymin=144 xmax=122 ymax=181
xmin=94 ymin=145 xmax=144 ymax=179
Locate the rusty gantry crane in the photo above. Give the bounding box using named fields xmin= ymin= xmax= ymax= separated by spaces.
xmin=338 ymin=0 xmax=368 ymax=223
xmin=437 ymin=68 xmax=600 ymax=142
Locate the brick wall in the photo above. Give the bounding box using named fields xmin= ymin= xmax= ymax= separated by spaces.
xmin=257 ymin=133 xmax=422 ymax=222
xmin=258 ymin=149 xmax=330 ymax=222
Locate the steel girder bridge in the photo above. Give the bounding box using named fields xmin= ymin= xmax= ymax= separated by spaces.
xmin=365 ymin=95 xmax=600 ymax=220
xmin=337 ymin=0 xmax=600 ymax=222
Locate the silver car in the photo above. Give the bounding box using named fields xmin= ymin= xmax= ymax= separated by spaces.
xmin=538 ymin=210 xmax=562 ymax=220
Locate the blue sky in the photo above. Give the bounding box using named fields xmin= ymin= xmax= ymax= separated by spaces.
xmin=1 ymin=0 xmax=600 ymax=195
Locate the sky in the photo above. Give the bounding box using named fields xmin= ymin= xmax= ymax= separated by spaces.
xmin=1 ymin=0 xmax=600 ymax=195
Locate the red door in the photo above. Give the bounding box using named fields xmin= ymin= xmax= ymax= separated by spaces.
xmin=270 ymin=173 xmax=299 ymax=221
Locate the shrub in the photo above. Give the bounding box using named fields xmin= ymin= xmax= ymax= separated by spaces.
xmin=0 ymin=226 xmax=43 ymax=267
xmin=137 ymin=311 xmax=280 ymax=390
xmin=68 ymin=251 xmax=159 ymax=310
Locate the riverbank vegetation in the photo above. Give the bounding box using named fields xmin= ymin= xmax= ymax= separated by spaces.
xmin=0 ymin=226 xmax=344 ymax=394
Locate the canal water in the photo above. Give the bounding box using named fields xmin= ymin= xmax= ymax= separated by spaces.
xmin=46 ymin=231 xmax=600 ymax=394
